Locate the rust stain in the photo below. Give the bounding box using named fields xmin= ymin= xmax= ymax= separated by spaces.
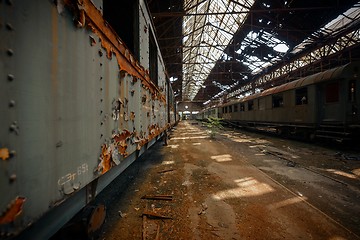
xmin=0 ymin=148 xmax=10 ymax=161
xmin=130 ymin=112 xmax=135 ymax=121
xmin=63 ymin=0 xmax=166 ymax=103
xmin=118 ymin=141 xmax=128 ymax=157
xmin=0 ymin=197 xmax=26 ymax=225
xmin=99 ymin=145 xmax=112 ymax=174
xmin=148 ymin=124 xmax=161 ymax=140
xmin=113 ymin=129 xmax=132 ymax=142
xmin=113 ymin=129 xmax=132 ymax=157
xmin=97 ymin=129 xmax=137 ymax=174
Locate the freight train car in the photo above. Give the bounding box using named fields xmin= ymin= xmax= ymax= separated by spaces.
xmin=0 ymin=0 xmax=176 ymax=238
xmin=214 ymin=62 xmax=360 ymax=140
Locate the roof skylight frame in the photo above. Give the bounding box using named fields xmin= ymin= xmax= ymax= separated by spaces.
xmin=182 ymin=0 xmax=255 ymax=100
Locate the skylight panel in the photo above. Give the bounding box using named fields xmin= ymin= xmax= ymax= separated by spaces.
xmin=182 ymin=0 xmax=256 ymax=100
xmin=273 ymin=43 xmax=289 ymax=53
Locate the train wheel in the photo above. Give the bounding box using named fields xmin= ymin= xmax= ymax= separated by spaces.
xmin=85 ymin=204 xmax=106 ymax=240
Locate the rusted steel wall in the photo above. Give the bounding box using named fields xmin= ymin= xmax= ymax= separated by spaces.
xmin=0 ymin=0 xmax=175 ymax=237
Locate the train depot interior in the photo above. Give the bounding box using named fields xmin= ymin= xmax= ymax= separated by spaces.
xmin=1 ymin=0 xmax=360 ymax=239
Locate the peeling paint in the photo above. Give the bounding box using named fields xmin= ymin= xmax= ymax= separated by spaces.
xmin=142 ymin=95 xmax=147 ymax=104
xmin=148 ymin=124 xmax=160 ymax=139
xmin=96 ymin=129 xmax=136 ymax=174
xmin=0 ymin=148 xmax=10 ymax=160
xmin=89 ymin=35 xmax=96 ymax=46
xmin=130 ymin=112 xmax=135 ymax=121
xmin=98 ymin=144 xmax=112 ymax=174
xmin=0 ymin=197 xmax=26 ymax=225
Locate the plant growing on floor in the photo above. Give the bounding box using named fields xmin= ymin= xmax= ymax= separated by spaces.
xmin=205 ymin=117 xmax=223 ymax=138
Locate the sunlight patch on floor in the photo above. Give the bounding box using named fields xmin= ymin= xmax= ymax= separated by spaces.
xmin=352 ymin=168 xmax=360 ymax=177
xmin=211 ymin=154 xmax=233 ymax=162
xmin=212 ymin=177 xmax=274 ymax=200
xmin=167 ymin=144 xmax=179 ymax=149
xmin=328 ymin=236 xmax=347 ymax=240
xmin=267 ymin=196 xmax=307 ymax=210
xmin=162 ymin=160 xmax=175 ymax=165
xmin=172 ymin=136 xmax=208 ymax=140
xmin=326 ymin=169 xmax=358 ymax=179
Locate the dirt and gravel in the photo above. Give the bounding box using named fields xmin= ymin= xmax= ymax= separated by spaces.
xmin=98 ymin=120 xmax=360 ymax=240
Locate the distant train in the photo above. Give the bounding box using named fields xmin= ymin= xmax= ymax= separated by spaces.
xmin=199 ymin=62 xmax=360 ymax=140
xmin=1 ymin=0 xmax=176 ymax=238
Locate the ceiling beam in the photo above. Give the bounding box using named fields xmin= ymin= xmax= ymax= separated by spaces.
xmin=151 ymin=7 xmax=333 ymax=17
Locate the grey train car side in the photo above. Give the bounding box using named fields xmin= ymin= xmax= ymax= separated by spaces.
xmin=218 ymin=62 xmax=360 ymax=140
xmin=197 ymin=107 xmax=219 ymax=120
xmin=0 ymin=0 xmax=176 ymax=238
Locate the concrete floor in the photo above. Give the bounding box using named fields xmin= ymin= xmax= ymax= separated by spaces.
xmin=99 ymin=120 xmax=360 ymax=240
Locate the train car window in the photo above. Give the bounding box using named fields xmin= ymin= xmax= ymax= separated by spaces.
xmin=240 ymin=103 xmax=245 ymax=111
xmin=295 ymin=87 xmax=308 ymax=105
xmin=248 ymin=100 xmax=254 ymax=111
xmin=149 ymin=29 xmax=158 ymax=86
xmin=272 ymin=94 xmax=283 ymax=108
xmin=349 ymin=80 xmax=356 ymax=102
xmin=325 ymin=82 xmax=339 ymax=103
xmin=234 ymin=104 xmax=238 ymax=112
xmin=103 ymin=0 xmax=139 ymax=58
xmin=258 ymin=98 xmax=265 ymax=110
xmin=229 ymin=105 xmax=233 ymax=113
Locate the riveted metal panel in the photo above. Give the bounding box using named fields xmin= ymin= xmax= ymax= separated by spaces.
xmin=1 ymin=0 xmax=175 ymax=237
xmin=0 ymin=1 xmax=106 ymax=232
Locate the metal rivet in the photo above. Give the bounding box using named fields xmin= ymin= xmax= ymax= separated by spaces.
xmin=100 ymin=88 xmax=103 ymax=91
xmin=9 ymin=123 xmax=19 ymax=135
xmin=6 ymin=23 xmax=14 ymax=31
xmin=10 ymin=150 xmax=16 ymax=156
xmin=9 ymin=174 xmax=17 ymax=183
xmin=9 ymin=100 xmax=15 ymax=107
xmin=100 ymin=63 xmax=103 ymax=66
xmin=7 ymin=49 xmax=14 ymax=56
xmin=100 ymin=110 xmax=103 ymax=114
xmin=56 ymin=141 xmax=63 ymax=148
xmin=7 ymin=74 xmax=14 ymax=81
xmin=100 ymin=99 xmax=103 ymax=102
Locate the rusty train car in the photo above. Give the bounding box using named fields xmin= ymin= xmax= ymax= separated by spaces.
xmin=200 ymin=62 xmax=360 ymax=140
xmin=0 ymin=0 xmax=177 ymax=238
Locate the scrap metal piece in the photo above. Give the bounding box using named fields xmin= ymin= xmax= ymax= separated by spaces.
xmin=141 ymin=195 xmax=173 ymax=201
xmin=0 ymin=197 xmax=26 ymax=225
xmin=157 ymin=169 xmax=175 ymax=174
xmin=142 ymin=210 xmax=172 ymax=219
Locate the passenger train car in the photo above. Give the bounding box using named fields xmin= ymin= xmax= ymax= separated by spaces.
xmin=0 ymin=0 xmax=176 ymax=238
xmin=200 ymin=62 xmax=360 ymax=140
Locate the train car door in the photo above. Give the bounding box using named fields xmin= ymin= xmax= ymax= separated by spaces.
xmin=347 ymin=79 xmax=360 ymax=123
xmin=317 ymin=80 xmax=344 ymax=124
